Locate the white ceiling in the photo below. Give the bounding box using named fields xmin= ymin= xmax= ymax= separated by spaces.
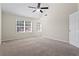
xmin=1 ymin=3 xmax=49 ymax=18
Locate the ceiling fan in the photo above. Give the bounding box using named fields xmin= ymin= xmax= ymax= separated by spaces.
xmin=28 ymin=3 xmax=48 ymax=13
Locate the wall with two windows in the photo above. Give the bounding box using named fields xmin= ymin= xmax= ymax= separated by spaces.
xmin=2 ymin=11 xmax=41 ymax=41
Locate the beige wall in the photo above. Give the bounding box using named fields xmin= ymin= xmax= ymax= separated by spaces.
xmin=2 ymin=11 xmax=40 ymax=41
xmin=78 ymin=4 xmax=79 ymax=10
xmin=40 ymin=3 xmax=78 ymax=42
xmin=0 ymin=4 xmax=1 ymax=44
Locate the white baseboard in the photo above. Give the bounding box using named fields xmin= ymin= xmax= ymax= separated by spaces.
xmin=41 ymin=35 xmax=69 ymax=43
xmin=2 ymin=35 xmax=38 ymax=42
xmin=2 ymin=35 xmax=69 ymax=44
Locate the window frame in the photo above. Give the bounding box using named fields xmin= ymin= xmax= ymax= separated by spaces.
xmin=25 ymin=21 xmax=32 ymax=32
xmin=36 ymin=22 xmax=42 ymax=32
xmin=16 ymin=19 xmax=32 ymax=33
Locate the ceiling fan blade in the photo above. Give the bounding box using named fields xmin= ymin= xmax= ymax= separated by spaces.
xmin=28 ymin=6 xmax=36 ymax=9
xmin=37 ymin=3 xmax=41 ymax=8
xmin=40 ymin=10 xmax=43 ymax=13
xmin=41 ymin=7 xmax=48 ymax=9
xmin=32 ymin=10 xmax=36 ymax=12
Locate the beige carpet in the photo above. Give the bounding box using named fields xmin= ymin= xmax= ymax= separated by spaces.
xmin=0 ymin=37 xmax=79 ymax=56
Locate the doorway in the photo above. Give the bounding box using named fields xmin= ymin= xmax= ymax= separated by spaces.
xmin=69 ymin=11 xmax=79 ymax=48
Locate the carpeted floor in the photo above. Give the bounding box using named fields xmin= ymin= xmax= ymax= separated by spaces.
xmin=0 ymin=37 xmax=79 ymax=56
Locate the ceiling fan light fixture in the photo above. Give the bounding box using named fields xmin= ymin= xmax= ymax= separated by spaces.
xmin=36 ymin=9 xmax=40 ymax=12
xmin=28 ymin=3 xmax=48 ymax=13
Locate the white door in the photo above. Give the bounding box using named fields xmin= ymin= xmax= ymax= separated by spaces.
xmin=69 ymin=12 xmax=79 ymax=48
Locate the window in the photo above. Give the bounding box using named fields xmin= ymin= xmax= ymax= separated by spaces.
xmin=16 ymin=20 xmax=32 ymax=32
xmin=36 ymin=22 xmax=42 ymax=32
xmin=25 ymin=21 xmax=32 ymax=32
